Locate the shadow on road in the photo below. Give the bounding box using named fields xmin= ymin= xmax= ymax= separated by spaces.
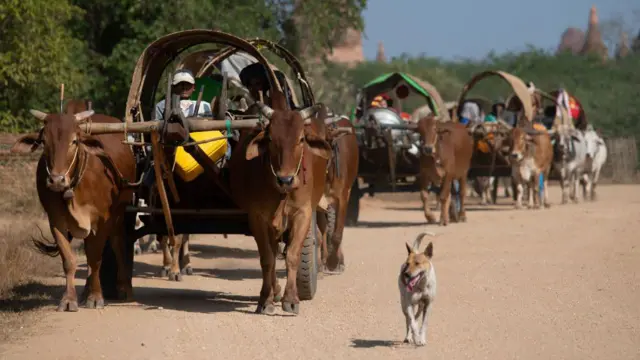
xmin=383 ymin=205 xmax=512 ymax=212
xmin=350 ymin=339 xmax=402 ymax=348
xmin=131 ymin=287 xmax=254 ymax=314
xmin=0 ymin=282 xmax=65 ymax=313
xmin=0 ymin=281 xmax=262 ymax=315
xmin=189 ymin=243 xmax=259 ymax=260
xmin=197 ymin=267 xmax=286 ymax=281
xmin=350 ymin=221 xmax=428 ymax=228
xmin=132 ymin=260 xmax=164 ymax=279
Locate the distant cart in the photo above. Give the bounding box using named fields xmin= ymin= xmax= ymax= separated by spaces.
xmin=346 ymin=72 xmax=450 ymax=225
xmin=448 ymin=70 xmax=549 ymax=203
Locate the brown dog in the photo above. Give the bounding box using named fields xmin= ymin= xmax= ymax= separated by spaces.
xmin=398 ymin=232 xmax=437 ymax=346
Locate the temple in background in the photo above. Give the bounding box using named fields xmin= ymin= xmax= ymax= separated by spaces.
xmin=326 ymin=4 xmax=639 ymax=66
xmin=325 ymin=28 xmax=365 ymax=66
xmin=558 ymin=5 xmax=639 ymax=61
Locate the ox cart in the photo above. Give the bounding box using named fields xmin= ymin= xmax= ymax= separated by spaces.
xmin=93 ymin=30 xmax=350 ymax=306
xmin=347 ymin=72 xmax=450 ymax=224
xmin=449 ymin=70 xmax=545 ymax=204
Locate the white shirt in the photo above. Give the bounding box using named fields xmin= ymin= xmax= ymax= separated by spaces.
xmin=154 ymin=99 xmax=212 ymax=120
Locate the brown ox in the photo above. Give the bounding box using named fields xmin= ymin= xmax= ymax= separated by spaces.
xmin=509 ymin=127 xmax=553 ymax=209
xmin=417 ymin=115 xmax=473 ymax=225
xmin=228 ymin=92 xmax=331 ymax=315
xmin=321 ymin=116 xmax=359 ymax=274
xmin=10 ymin=104 xmax=136 ymax=311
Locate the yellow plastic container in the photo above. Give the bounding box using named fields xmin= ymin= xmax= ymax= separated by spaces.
xmin=174 ymin=131 xmax=228 ymax=182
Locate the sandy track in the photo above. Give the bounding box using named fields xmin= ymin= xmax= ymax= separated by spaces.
xmin=1 ymin=185 xmax=639 ymax=360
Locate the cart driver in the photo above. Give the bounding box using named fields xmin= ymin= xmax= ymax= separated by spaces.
xmin=484 ymin=101 xmax=504 ymax=123
xmin=154 ymin=69 xmax=213 ymax=120
xmin=239 ymin=63 xmax=296 ymax=109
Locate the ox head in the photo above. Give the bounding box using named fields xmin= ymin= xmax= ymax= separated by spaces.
xmin=583 ymin=127 xmax=604 ymax=161
xmin=509 ymin=127 xmax=534 ymax=162
xmin=416 ymin=114 xmax=442 ymax=157
xmin=11 ymin=109 xmax=100 ymax=192
xmin=245 ymin=102 xmax=332 ymax=193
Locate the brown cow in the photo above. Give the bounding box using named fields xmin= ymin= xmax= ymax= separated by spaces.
xmin=321 ymin=116 xmax=359 ymax=274
xmin=509 ymin=126 xmax=553 ymax=209
xmin=228 ymin=91 xmax=331 ymax=315
xmin=417 ymin=115 xmax=473 ymax=226
xmin=10 ymin=106 xmax=136 ymax=311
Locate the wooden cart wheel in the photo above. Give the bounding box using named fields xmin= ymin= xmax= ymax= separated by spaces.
xmin=297 ymin=210 xmax=319 ymax=301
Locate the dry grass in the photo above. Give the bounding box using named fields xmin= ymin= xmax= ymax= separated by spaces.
xmin=0 ymin=159 xmax=42 ymax=216
xmin=0 ymin=219 xmax=58 ymax=298
xmin=0 ymin=218 xmax=60 ymax=344
xmin=0 ymin=145 xmax=62 ymax=344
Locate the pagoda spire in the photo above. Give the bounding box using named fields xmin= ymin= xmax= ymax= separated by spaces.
xmin=376 ymin=41 xmax=386 ymax=62
xmin=580 ymin=5 xmax=608 ymax=61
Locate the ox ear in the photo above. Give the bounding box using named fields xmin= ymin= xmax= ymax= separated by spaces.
xmin=304 ymin=128 xmax=332 ymax=160
xmin=245 ymin=130 xmax=267 ymax=161
xmin=10 ymin=133 xmax=42 ymax=154
xmin=80 ymin=136 xmax=106 ymax=156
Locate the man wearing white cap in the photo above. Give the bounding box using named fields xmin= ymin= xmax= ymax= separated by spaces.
xmin=154 ymin=69 xmax=213 ymax=120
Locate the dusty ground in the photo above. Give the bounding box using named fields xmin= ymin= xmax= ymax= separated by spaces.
xmin=0 ymin=185 xmax=638 ymax=360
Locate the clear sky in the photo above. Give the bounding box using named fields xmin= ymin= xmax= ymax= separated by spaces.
xmin=361 ymin=0 xmax=639 ymax=61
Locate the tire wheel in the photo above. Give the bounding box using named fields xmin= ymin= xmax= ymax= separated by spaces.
xmin=296 ymin=210 xmax=319 ymax=301
xmin=345 ymin=182 xmax=360 ymax=227
xmin=325 ymin=204 xmax=336 ymax=254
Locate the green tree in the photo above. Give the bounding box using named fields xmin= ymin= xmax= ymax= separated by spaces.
xmin=0 ymin=0 xmax=85 ymax=132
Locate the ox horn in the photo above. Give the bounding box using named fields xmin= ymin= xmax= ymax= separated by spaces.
xmin=298 ymin=104 xmax=321 ymax=120
xmin=256 ymin=103 xmax=274 ymax=119
xmin=29 ymin=109 xmax=48 ymax=121
xmin=74 ymin=110 xmax=95 ymax=123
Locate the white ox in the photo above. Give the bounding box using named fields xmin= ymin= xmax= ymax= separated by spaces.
xmin=553 ymin=128 xmax=589 ymax=204
xmin=581 ymin=126 xmax=608 ymax=201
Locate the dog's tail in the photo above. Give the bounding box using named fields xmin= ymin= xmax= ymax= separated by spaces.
xmin=412 ymin=231 xmax=436 ymax=252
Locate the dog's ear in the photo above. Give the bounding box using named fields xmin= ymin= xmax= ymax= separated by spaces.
xmin=425 ymin=242 xmax=433 ymax=259
xmin=405 ymin=242 xmax=412 ymax=255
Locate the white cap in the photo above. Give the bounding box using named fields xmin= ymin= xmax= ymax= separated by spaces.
xmin=172 ymin=70 xmax=195 ymax=85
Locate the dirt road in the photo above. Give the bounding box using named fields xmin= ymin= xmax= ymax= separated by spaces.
xmin=1 ymin=185 xmax=639 ymax=360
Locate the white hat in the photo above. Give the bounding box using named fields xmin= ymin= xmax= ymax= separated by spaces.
xmin=172 ymin=70 xmax=195 ymax=85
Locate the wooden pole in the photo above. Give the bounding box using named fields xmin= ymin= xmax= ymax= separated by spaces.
xmin=79 ymin=117 xmax=353 ymax=135
xmin=60 ymin=83 xmax=64 ymax=113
